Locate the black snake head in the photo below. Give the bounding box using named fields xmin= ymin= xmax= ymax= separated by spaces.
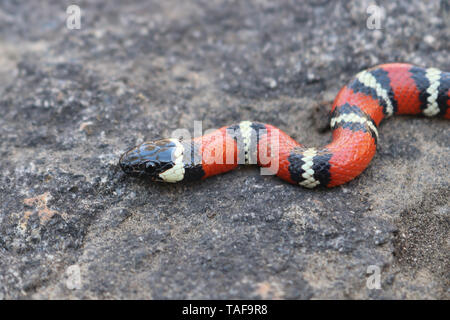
xmin=119 ymin=139 xmax=180 ymax=181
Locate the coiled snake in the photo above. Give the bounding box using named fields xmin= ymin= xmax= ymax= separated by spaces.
xmin=119 ymin=63 xmax=449 ymax=188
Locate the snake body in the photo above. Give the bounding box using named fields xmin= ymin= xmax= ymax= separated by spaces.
xmin=119 ymin=63 xmax=450 ymax=188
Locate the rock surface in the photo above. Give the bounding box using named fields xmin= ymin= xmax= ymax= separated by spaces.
xmin=0 ymin=0 xmax=448 ymax=299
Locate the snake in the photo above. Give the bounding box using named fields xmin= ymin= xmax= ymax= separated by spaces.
xmin=119 ymin=63 xmax=450 ymax=188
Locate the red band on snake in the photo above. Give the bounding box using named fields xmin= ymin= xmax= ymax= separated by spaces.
xmin=119 ymin=63 xmax=450 ymax=188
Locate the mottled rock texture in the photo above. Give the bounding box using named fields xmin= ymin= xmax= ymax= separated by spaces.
xmin=0 ymin=0 xmax=448 ymax=299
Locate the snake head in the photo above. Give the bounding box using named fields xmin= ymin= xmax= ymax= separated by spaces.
xmin=119 ymin=139 xmax=183 ymax=182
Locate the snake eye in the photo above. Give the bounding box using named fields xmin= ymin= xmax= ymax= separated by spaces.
xmin=144 ymin=161 xmax=159 ymax=175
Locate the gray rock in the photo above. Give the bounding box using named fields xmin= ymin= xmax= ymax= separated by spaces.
xmin=0 ymin=0 xmax=448 ymax=299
